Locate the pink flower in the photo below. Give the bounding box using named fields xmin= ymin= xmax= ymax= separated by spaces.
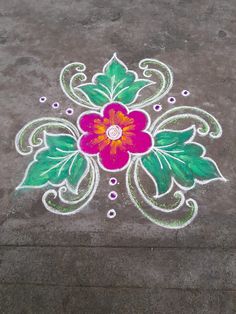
xmin=78 ymin=103 xmax=153 ymax=171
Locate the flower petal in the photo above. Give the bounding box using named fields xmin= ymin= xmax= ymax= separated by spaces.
xmin=127 ymin=110 xmax=149 ymax=131
xmin=78 ymin=102 xmax=153 ymax=171
xmin=79 ymin=133 xmax=110 ymax=154
xmin=99 ymin=145 xmax=130 ymax=170
xmin=79 ymin=113 xmax=103 ymax=132
xmin=125 ymin=131 xmax=152 ymax=154
xmin=103 ymin=103 xmax=128 ymax=122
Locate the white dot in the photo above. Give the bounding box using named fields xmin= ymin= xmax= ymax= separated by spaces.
xmin=107 ymin=209 xmax=116 ymax=219
xmin=52 ymin=102 xmax=60 ymax=109
xmin=168 ymin=97 xmax=176 ymax=104
xmin=181 ymin=90 xmax=190 ymax=97
xmin=66 ymin=108 xmax=74 ymax=115
xmin=39 ymin=96 xmax=47 ymax=103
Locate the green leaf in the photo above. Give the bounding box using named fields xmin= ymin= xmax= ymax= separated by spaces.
xmin=18 ymin=133 xmax=88 ymax=194
xmin=141 ymin=126 xmax=225 ymax=197
xmin=77 ymin=53 xmax=153 ymax=106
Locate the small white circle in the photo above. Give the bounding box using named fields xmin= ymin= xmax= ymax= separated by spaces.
xmin=39 ymin=96 xmax=47 ymax=103
xmin=52 ymin=102 xmax=60 ymax=109
xmin=181 ymin=90 xmax=190 ymax=97
xmin=66 ymin=108 xmax=74 ymax=115
xmin=107 ymin=209 xmax=116 ymax=219
xmin=168 ymin=97 xmax=176 ymax=104
xmin=106 ymin=125 xmax=122 ymax=140
xmin=109 ymin=177 xmax=118 ymax=186
xmin=108 ymin=191 xmax=118 ymax=200
xmin=153 ymin=104 xmax=162 ymax=112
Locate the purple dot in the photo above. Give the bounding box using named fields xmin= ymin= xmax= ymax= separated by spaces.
xmin=39 ymin=96 xmax=47 ymax=103
xmin=181 ymin=90 xmax=190 ymax=97
xmin=168 ymin=96 xmax=176 ymax=104
xmin=109 ymin=177 xmax=117 ymax=186
xmin=108 ymin=191 xmax=118 ymax=200
xmin=52 ymin=102 xmax=60 ymax=109
xmin=66 ymin=108 xmax=74 ymax=115
xmin=153 ymin=104 xmax=162 ymax=112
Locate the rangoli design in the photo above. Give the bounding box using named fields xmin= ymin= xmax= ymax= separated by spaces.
xmin=15 ymin=53 xmax=226 ymax=228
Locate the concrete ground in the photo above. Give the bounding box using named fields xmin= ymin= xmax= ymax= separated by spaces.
xmin=0 ymin=0 xmax=236 ymax=313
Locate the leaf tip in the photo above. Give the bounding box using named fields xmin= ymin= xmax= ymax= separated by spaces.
xmin=146 ymin=79 xmax=156 ymax=86
xmin=110 ymin=52 xmax=119 ymax=64
xmin=219 ymin=175 xmax=228 ymax=182
xmin=15 ymin=183 xmax=26 ymax=191
xmin=66 ymin=183 xmax=79 ymax=195
xmin=213 ymin=163 xmax=227 ymax=182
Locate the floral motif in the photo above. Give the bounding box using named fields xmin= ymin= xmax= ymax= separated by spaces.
xmin=15 ymin=54 xmax=226 ymax=228
xmin=77 ymin=53 xmax=153 ymax=107
xmin=78 ymin=103 xmax=152 ymax=171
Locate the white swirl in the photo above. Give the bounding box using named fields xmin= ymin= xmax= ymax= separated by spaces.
xmin=106 ymin=125 xmax=122 ymax=140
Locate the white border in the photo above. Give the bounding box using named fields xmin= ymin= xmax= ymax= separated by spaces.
xmin=16 ymin=131 xmax=90 ymax=195
xmin=109 ymin=177 xmax=118 ymax=186
xmin=15 ymin=55 xmax=227 ymax=226
xmin=42 ymin=157 xmax=100 ymax=216
xmin=139 ymin=125 xmax=227 ymax=199
xmin=77 ymin=53 xmax=155 ymax=107
xmin=150 ymin=106 xmax=223 ymax=139
xmin=125 ymin=157 xmax=199 ymax=229
xmin=59 ymin=62 xmax=98 ymax=109
xmin=130 ymin=58 xmax=173 ymax=109
xmin=107 ymin=209 xmax=116 ymax=219
xmin=15 ymin=117 xmax=80 ymax=156
xmin=134 ymin=158 xmax=185 ymax=213
xmin=77 ymin=102 xmax=154 ymax=172
xmin=181 ymin=90 xmax=190 ymax=97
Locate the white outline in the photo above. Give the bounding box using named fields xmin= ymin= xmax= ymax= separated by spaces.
xmin=181 ymin=90 xmax=190 ymax=97
xmin=15 ymin=117 xmax=80 ymax=156
xmin=130 ymin=58 xmax=173 ymax=109
xmin=150 ymin=106 xmax=223 ymax=139
xmin=168 ymin=96 xmax=176 ymax=104
xmin=134 ymin=159 xmax=185 ymax=212
xmin=52 ymin=102 xmax=60 ymax=109
xmin=42 ymin=157 xmax=100 ymax=216
xmin=60 ymin=62 xmax=97 ymax=109
xmin=66 ymin=108 xmax=74 ymax=116
xmin=109 ymin=177 xmax=118 ymax=186
xmin=39 ymin=96 xmax=47 ymax=103
xmin=107 ymin=209 xmax=116 ymax=219
xmin=16 ymin=131 xmax=90 ymax=195
xmin=153 ymin=104 xmax=162 ymax=112
xmin=125 ymin=157 xmax=199 ymax=229
xmin=140 ymin=125 xmax=227 ymax=199
xmin=77 ymin=53 xmax=155 ymax=107
xmin=106 ymin=125 xmax=122 ymax=140
xmin=15 ymin=55 xmax=227 ymax=227
xmin=60 ymin=54 xmax=173 ymax=111
xmin=77 ymin=102 xmax=154 ymax=173
xmin=108 ymin=191 xmax=118 ymax=200
xmin=58 ymin=159 xmax=96 ymax=205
